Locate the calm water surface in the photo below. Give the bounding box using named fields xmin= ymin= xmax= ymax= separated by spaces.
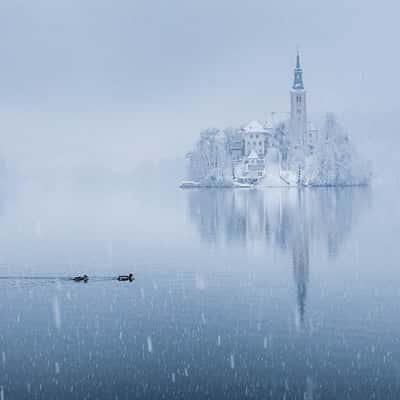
xmin=0 ymin=181 xmax=399 ymax=399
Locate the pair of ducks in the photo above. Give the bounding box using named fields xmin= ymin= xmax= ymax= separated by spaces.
xmin=72 ymin=273 xmax=134 ymax=282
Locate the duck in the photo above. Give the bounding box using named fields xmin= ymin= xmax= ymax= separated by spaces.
xmin=72 ymin=274 xmax=88 ymax=282
xmin=118 ymin=273 xmax=134 ymax=282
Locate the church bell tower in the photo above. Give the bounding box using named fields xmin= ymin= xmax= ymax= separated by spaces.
xmin=290 ymin=50 xmax=307 ymax=144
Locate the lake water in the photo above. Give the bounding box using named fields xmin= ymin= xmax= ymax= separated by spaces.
xmin=0 ymin=180 xmax=399 ymax=399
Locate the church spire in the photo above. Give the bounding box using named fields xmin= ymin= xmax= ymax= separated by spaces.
xmin=296 ymin=49 xmax=300 ymax=69
xmin=293 ymin=50 xmax=304 ymax=90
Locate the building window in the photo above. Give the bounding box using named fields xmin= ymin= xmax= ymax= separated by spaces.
xmin=259 ymin=141 xmax=262 ymax=146
xmin=256 ymin=134 xmax=259 ymax=138
xmin=297 ymin=96 xmax=302 ymax=103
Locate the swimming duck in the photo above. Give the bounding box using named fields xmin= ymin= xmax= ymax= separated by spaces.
xmin=118 ymin=273 xmax=134 ymax=282
xmin=73 ymin=274 xmax=88 ymax=282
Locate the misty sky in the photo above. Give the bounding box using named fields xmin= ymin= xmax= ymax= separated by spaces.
xmin=0 ymin=0 xmax=398 ymax=172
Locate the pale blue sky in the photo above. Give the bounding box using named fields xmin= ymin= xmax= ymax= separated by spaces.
xmin=0 ymin=0 xmax=398 ymax=171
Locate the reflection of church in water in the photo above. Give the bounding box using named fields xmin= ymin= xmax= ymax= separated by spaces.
xmin=187 ymin=188 xmax=369 ymax=326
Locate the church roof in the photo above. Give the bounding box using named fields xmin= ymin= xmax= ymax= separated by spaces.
xmin=244 ymin=120 xmax=266 ymax=133
xmin=248 ymin=149 xmax=258 ymax=159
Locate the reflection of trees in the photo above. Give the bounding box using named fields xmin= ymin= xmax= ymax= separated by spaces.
xmin=188 ymin=189 xmax=266 ymax=245
xmin=187 ymin=187 xmax=370 ymax=326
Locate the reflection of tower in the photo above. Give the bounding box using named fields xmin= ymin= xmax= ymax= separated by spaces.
xmin=292 ymin=233 xmax=309 ymax=325
xmin=292 ymin=190 xmax=309 ymax=327
xmin=290 ymin=50 xmax=307 ymax=145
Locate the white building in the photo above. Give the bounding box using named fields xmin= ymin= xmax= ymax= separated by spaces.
xmin=243 ymin=120 xmax=267 ymax=156
xmin=240 ymin=149 xmax=265 ymax=183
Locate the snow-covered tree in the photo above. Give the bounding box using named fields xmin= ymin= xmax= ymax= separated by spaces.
xmin=273 ymin=122 xmax=291 ymax=165
xmin=188 ymin=128 xmax=233 ymax=186
xmin=304 ymin=114 xmax=371 ymax=186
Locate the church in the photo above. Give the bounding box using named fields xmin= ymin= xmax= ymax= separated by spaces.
xmin=232 ymin=51 xmax=319 ymax=185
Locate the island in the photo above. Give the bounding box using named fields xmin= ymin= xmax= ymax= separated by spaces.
xmin=181 ymin=52 xmax=371 ymax=188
